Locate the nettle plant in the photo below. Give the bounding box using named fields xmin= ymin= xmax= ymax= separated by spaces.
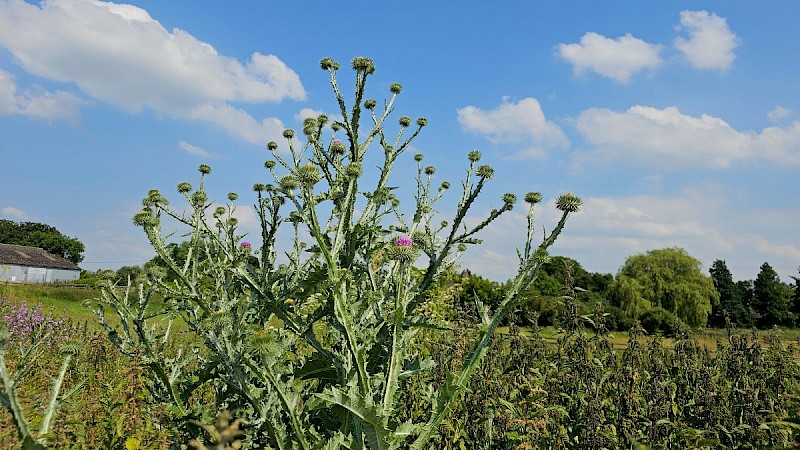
xmin=91 ymin=57 xmax=581 ymax=449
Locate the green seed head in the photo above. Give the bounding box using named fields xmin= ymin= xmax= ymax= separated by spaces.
xmin=425 ymin=166 xmax=436 ymax=175
xmin=524 ymin=191 xmax=543 ymax=205
xmin=228 ymin=192 xmax=238 ymax=202
xmin=555 ymin=193 xmax=583 ymax=213
xmin=351 ymin=57 xmax=375 ymax=74
xmin=265 ymin=160 xmax=276 ymax=169
xmin=267 ymin=141 xmax=278 ymax=151
xmin=390 ymin=82 xmax=402 ymax=94
xmin=317 ymin=114 xmax=328 ymax=126
xmin=215 ymin=206 xmax=226 ymax=216
xmin=198 ymin=164 xmax=212 ymax=175
xmin=399 ymin=116 xmax=412 ymax=127
xmin=253 ymin=183 xmax=266 ymax=192
xmin=416 ymin=117 xmax=428 ymax=127
xmin=177 ymin=182 xmax=192 ymax=193
xmin=191 ymin=191 xmax=208 ymax=206
xmin=282 ymin=129 xmax=295 ymax=139
xmin=296 ymin=163 xmax=322 ymax=185
xmin=320 ymin=57 xmax=340 ymax=70
xmin=502 ymin=193 xmax=517 ymax=205
xmin=414 ymin=153 xmax=424 ymax=162
xmin=467 ymin=150 xmax=482 ymax=162
xmin=440 ymin=181 xmax=450 ymax=190
xmin=476 ymin=165 xmax=495 ymax=179
xmin=278 ymin=175 xmax=298 ymax=191
xmin=364 ymin=99 xmax=377 ymax=110
xmin=345 ymin=162 xmax=363 ymax=178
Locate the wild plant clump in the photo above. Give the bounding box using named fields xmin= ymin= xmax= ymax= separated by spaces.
xmin=90 ymin=57 xmax=580 ymax=449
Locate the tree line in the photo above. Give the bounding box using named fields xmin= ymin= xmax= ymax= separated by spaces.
xmin=0 ymin=220 xmax=85 ymax=264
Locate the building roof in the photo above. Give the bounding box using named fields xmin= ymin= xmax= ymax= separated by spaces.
xmin=0 ymin=243 xmax=80 ymax=271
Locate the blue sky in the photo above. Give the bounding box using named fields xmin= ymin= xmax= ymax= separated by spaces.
xmin=1 ymin=0 xmax=798 ymax=282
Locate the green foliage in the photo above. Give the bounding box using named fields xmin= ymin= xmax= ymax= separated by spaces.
xmin=708 ymin=259 xmax=751 ymax=327
xmin=0 ymin=220 xmax=85 ymax=264
xmin=614 ymin=247 xmax=719 ymax=327
xmin=752 ymin=262 xmax=793 ymax=328
xmin=639 ymin=307 xmax=682 ymax=336
xmin=89 ymin=57 xmax=579 ymax=449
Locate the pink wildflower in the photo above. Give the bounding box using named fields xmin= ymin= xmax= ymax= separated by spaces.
xmin=395 ymin=236 xmax=413 ymax=247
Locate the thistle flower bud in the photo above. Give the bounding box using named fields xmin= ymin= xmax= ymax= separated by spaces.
xmin=351 ymin=57 xmax=375 ymax=74
xmin=265 ymin=160 xmax=276 ymax=169
xmin=555 ymin=193 xmax=582 ymax=213
xmin=440 ymin=220 xmax=449 ymax=228
xmin=303 ymin=117 xmax=318 ymax=129
xmin=289 ymin=211 xmax=304 ymax=223
xmin=524 ymin=191 xmax=543 ymax=205
xmin=132 ymin=208 xmax=157 ymax=227
xmin=399 ymin=116 xmax=411 ymax=127
xmin=228 ymin=217 xmax=238 ymax=226
xmin=502 ymin=193 xmax=517 ymax=205
xmin=267 ymin=141 xmax=278 ymax=151
xmin=425 ymin=166 xmax=436 ymax=175
xmin=345 ymin=162 xmax=363 ymax=177
xmin=457 ymin=243 xmax=467 ymax=252
xmin=416 ymin=117 xmax=428 ymax=126
xmin=364 ymin=99 xmax=377 ymax=110
xmin=228 ymin=192 xmax=238 ymax=201
xmin=215 ymin=206 xmax=226 ymax=216
xmin=390 ymin=82 xmax=402 ymax=94
xmin=387 ymin=235 xmax=418 ymax=262
xmin=191 ymin=191 xmax=208 ymax=206
xmin=253 ymin=183 xmax=266 ymax=192
xmin=467 ymin=150 xmax=482 ymax=162
xmin=278 ymin=175 xmax=298 ymax=191
xmin=317 ymin=114 xmax=328 ymax=126
xmin=198 ymin=164 xmax=212 ymax=175
xmin=331 ymin=140 xmax=346 ymax=155
xmin=331 ymin=122 xmax=343 ymax=131
xmin=476 ymin=165 xmax=495 ymax=179
xmin=320 ymin=57 xmax=340 ymax=70
xmin=296 ymin=163 xmax=322 ymax=185
xmin=414 ymin=153 xmax=424 ymax=162
xmin=177 ymin=182 xmax=192 ymax=193
xmin=440 ymin=181 xmax=450 ymax=190
xmin=282 ymin=129 xmax=295 ymax=139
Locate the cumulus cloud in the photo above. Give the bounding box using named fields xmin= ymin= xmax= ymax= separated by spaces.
xmin=555 ymin=32 xmax=662 ymax=83
xmin=674 ymin=10 xmax=739 ymax=71
xmin=1 ymin=206 xmax=27 ymax=219
xmin=457 ymin=98 xmax=568 ymax=154
xmin=0 ymin=0 xmax=304 ymax=143
xmin=0 ymin=69 xmax=85 ymax=122
xmin=768 ymin=106 xmax=792 ymax=123
xmin=575 ymin=105 xmax=800 ymax=169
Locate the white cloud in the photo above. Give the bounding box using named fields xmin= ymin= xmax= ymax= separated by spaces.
xmin=188 ymin=103 xmax=287 ymax=145
xmin=768 ymin=106 xmax=792 ymax=123
xmin=674 ymin=10 xmax=739 ymax=71
xmin=1 ymin=206 xmax=27 ymax=219
xmin=457 ymin=98 xmax=569 ymax=151
xmin=0 ymin=0 xmax=304 ymax=142
xmin=458 ymin=189 xmax=799 ymax=282
xmin=0 ymin=69 xmax=84 ymax=122
xmin=575 ymin=105 xmax=800 ymax=169
xmin=555 ymin=32 xmax=662 ymax=83
xmin=179 ymin=140 xmax=218 ymax=159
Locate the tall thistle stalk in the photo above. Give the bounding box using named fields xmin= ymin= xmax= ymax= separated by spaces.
xmin=90 ymin=57 xmax=580 ymax=449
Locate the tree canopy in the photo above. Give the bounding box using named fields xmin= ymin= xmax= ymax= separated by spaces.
xmin=612 ymin=247 xmax=719 ymax=327
xmin=0 ymin=219 xmax=85 ymax=264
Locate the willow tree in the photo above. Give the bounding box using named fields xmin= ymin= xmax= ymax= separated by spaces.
xmin=615 ymin=247 xmax=718 ymax=327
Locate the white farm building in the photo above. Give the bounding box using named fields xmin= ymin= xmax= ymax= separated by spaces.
xmin=0 ymin=243 xmax=81 ymax=283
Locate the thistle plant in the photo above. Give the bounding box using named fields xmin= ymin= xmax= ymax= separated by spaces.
xmin=0 ymin=319 xmax=83 ymax=449
xmin=90 ymin=57 xmax=580 ymax=449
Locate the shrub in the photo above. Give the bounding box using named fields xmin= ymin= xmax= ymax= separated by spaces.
xmin=640 ymin=306 xmax=682 ymax=336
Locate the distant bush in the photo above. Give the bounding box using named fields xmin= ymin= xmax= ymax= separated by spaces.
xmin=640 ymin=306 xmax=682 ymax=336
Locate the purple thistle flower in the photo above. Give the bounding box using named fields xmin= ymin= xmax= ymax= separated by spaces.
xmin=395 ymin=236 xmax=413 ymax=247
xmin=240 ymin=241 xmax=252 ymax=248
